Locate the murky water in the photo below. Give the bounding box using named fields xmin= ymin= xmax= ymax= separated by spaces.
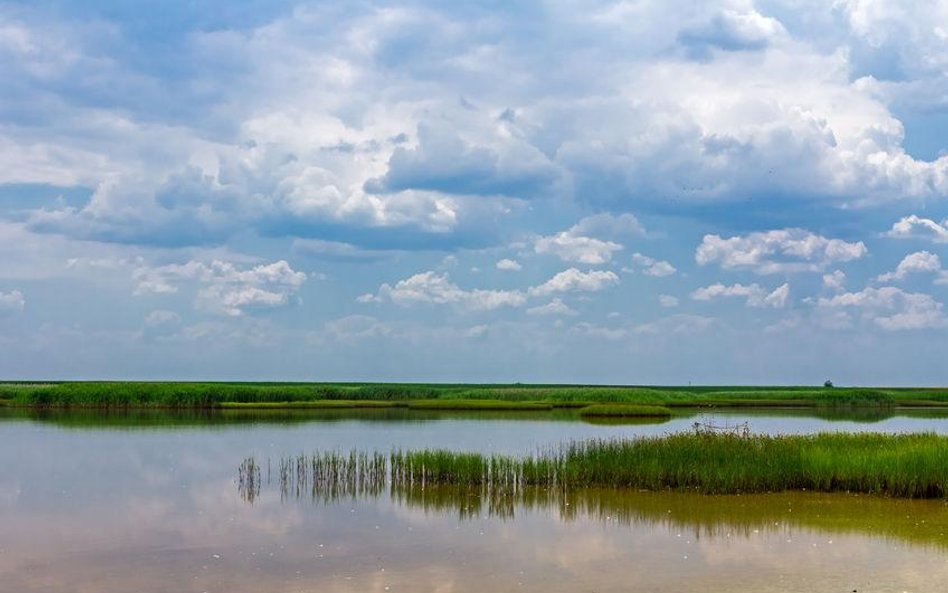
xmin=2 ymin=408 xmax=947 ymax=591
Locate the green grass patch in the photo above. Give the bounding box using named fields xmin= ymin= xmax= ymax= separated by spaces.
xmin=579 ymin=404 xmax=672 ymax=418
xmin=388 ymin=432 xmax=948 ymax=497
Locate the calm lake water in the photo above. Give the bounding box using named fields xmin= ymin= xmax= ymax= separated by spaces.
xmin=2 ymin=408 xmax=947 ymax=591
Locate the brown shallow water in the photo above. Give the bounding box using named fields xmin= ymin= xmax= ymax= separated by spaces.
xmin=2 ymin=409 xmax=948 ymax=591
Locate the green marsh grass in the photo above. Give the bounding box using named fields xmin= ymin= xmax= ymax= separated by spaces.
xmin=250 ymin=432 xmax=948 ymax=499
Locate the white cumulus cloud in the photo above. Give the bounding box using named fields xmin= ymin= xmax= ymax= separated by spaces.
xmin=817 ymin=286 xmax=948 ymax=331
xmin=884 ymin=215 xmax=948 ymax=243
xmin=630 ymin=253 xmax=677 ymax=277
xmin=526 ymin=298 xmax=577 ymax=316
xmin=691 ymin=282 xmax=790 ymax=308
xmin=529 ymin=268 xmax=620 ymax=297
xmin=377 ymin=272 xmax=526 ymax=311
xmin=876 ymin=251 xmax=942 ymax=282
xmin=133 ymin=260 xmax=306 ymax=316
xmin=534 ymin=213 xmax=644 ymax=264
xmin=496 ymin=258 xmax=522 ymax=271
xmin=534 ymin=233 xmax=622 ymax=265
xmin=369 ymin=266 xmax=620 ymax=311
xmin=823 ymin=270 xmax=847 ymax=292
xmin=696 ymin=229 xmax=867 ymax=274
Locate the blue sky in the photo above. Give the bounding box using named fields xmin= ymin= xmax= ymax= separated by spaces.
xmin=1 ymin=0 xmax=948 ymax=384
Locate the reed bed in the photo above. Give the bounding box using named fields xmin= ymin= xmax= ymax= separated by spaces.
xmin=242 ymin=432 xmax=948 ymax=501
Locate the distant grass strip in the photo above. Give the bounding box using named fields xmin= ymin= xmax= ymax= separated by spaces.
xmin=264 ymin=433 xmax=947 ymax=498
xmin=5 ymin=381 xmax=948 ymax=409
xmin=579 ymin=404 xmax=672 ymax=418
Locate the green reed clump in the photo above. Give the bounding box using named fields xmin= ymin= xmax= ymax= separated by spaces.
xmin=579 ymin=404 xmax=673 ymax=418
xmin=553 ymin=434 xmax=802 ymax=493
xmin=584 ymin=433 xmax=948 ymax=496
xmin=391 ymin=450 xmax=490 ymax=486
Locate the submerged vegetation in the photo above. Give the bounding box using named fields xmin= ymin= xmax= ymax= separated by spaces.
xmin=4 ymin=381 xmax=948 ymax=411
xmin=240 ymin=432 xmax=948 ymax=501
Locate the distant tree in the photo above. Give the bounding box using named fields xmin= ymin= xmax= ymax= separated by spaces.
xmin=824 ymin=379 xmax=834 ymax=388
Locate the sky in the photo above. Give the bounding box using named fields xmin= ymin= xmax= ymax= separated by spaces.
xmin=1 ymin=0 xmax=948 ymax=384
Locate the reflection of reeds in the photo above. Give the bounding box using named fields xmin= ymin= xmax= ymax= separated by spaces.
xmin=391 ymin=483 xmax=518 ymax=520
xmin=238 ymin=457 xmax=261 ymax=504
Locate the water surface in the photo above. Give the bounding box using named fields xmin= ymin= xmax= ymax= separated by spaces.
xmin=2 ymin=408 xmax=947 ymax=591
